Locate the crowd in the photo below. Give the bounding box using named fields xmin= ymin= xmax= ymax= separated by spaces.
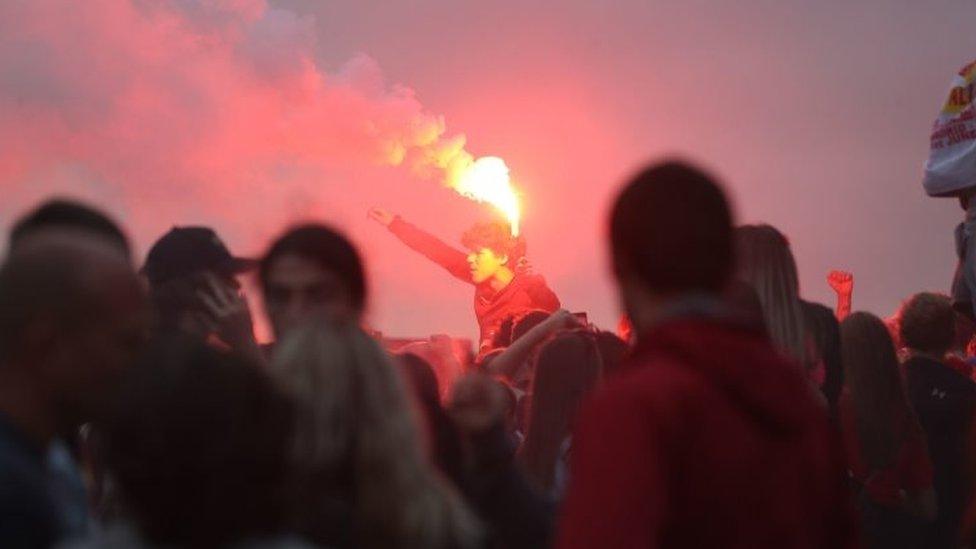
xmin=5 ymin=63 xmax=976 ymax=549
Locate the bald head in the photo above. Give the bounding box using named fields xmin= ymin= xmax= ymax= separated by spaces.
xmin=0 ymin=231 xmax=148 ymax=433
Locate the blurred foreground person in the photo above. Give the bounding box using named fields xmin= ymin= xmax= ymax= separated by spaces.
xmin=0 ymin=232 xmax=147 ymax=548
xmin=260 ymin=224 xmax=367 ymax=340
xmin=271 ymin=319 xmax=482 ymax=549
xmin=840 ymin=312 xmax=935 ymax=548
xmin=901 ymin=293 xmax=976 ymax=548
xmin=369 ymin=208 xmax=559 ymax=355
xmin=67 ymin=335 xmax=306 ymax=549
xmin=142 ymin=227 xmax=263 ymax=362
xmin=557 ymin=161 xmax=855 ymax=548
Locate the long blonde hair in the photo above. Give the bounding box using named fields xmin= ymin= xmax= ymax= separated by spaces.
xmin=271 ymin=319 xmax=481 ymax=549
xmin=735 ymin=224 xmax=808 ymax=366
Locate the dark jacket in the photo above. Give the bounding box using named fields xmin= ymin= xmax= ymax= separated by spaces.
xmin=905 ymin=354 xmax=976 ymax=548
xmin=556 ymin=318 xmax=856 ymax=549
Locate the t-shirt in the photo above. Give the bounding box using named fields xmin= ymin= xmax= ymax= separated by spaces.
xmin=839 ymin=395 xmax=933 ymax=507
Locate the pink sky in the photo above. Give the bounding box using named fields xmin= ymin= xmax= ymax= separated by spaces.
xmin=2 ymin=0 xmax=975 ymax=341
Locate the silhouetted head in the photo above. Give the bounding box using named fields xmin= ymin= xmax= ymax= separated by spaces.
xmin=900 ymin=292 xmax=955 ymax=356
xmin=143 ymin=226 xmax=254 ymax=336
xmin=610 ymin=160 xmax=733 ymax=331
xmin=102 ymin=335 xmax=295 ymax=546
xmin=512 ymin=310 xmax=551 ymax=343
xmin=0 ymin=231 xmax=148 ymax=436
xmin=260 ymin=224 xmax=366 ymax=338
xmin=10 ymin=198 xmax=131 ymax=260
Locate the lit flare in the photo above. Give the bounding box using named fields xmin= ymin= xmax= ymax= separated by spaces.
xmin=450 ymin=156 xmax=521 ymax=236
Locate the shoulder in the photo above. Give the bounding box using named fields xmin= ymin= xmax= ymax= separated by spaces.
xmin=588 ymin=353 xmax=709 ymax=421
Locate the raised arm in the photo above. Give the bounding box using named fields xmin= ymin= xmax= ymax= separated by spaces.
xmin=369 ymin=208 xmax=472 ymax=283
xmin=827 ymin=270 xmax=853 ymax=322
xmin=485 ymin=310 xmax=581 ymax=380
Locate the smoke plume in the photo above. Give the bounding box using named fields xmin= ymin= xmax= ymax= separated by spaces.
xmin=0 ymin=0 xmax=475 ymax=253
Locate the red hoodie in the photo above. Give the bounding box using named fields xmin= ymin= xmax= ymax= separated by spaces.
xmin=557 ymin=318 xmax=857 ymax=549
xmin=389 ymin=217 xmax=560 ymax=349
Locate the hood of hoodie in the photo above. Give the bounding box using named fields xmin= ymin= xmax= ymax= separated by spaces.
xmin=633 ymin=318 xmax=825 ymax=437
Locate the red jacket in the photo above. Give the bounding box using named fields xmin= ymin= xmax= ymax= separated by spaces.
xmin=389 ymin=217 xmax=559 ymax=348
xmin=557 ymin=318 xmax=857 ymax=549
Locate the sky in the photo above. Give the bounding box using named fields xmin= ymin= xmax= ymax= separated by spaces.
xmin=1 ymin=0 xmax=975 ymax=342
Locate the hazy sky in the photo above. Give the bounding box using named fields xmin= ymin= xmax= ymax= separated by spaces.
xmin=2 ymin=0 xmax=975 ymax=342
xmin=277 ymin=0 xmax=976 ymax=338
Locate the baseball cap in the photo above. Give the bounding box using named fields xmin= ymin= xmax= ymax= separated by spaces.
xmin=142 ymin=227 xmax=256 ymax=285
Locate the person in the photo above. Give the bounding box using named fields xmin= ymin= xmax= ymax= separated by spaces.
xmin=840 ymin=312 xmax=936 ymax=549
xmin=259 ymin=224 xmax=367 ymax=340
xmin=447 ymin=374 xmax=556 ymax=549
xmin=142 ymin=226 xmax=263 ymax=363
xmin=557 ymin=160 xmax=855 ymax=548
xmin=68 ymin=335 xmax=309 ymax=549
xmin=398 ymin=352 xmax=465 ymax=484
xmin=518 ymin=330 xmax=603 ymax=499
xmin=9 ymin=198 xmax=131 ymax=261
xmin=7 ymin=199 xmax=135 ymax=537
xmin=901 ymin=292 xmax=976 ymax=548
xmin=0 ymin=231 xmax=148 ymax=548
xmin=270 ymin=318 xmax=482 ymax=549
xmin=735 ymin=224 xmax=842 ymax=409
xmin=922 ymin=60 xmax=976 ymax=321
xmin=368 ymin=208 xmax=560 ymax=354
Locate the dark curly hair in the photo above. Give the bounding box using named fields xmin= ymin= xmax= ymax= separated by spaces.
xmin=460 ymin=221 xmax=525 ymax=261
xmin=899 ymin=292 xmax=955 ymax=355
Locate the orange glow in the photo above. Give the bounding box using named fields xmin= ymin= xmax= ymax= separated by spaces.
xmin=449 ymin=156 xmax=521 ymax=236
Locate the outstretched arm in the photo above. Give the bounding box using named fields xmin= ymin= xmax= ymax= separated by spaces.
xmin=485 ymin=310 xmax=581 ymax=380
xmin=369 ymin=208 xmax=472 ymax=283
xmin=827 ymin=270 xmax=853 ymax=322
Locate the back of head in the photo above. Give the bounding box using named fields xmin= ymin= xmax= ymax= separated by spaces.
xmin=594 ymin=330 xmax=629 ymax=376
xmin=520 ymin=330 xmax=603 ymax=492
xmin=610 ymin=160 xmax=733 ymax=296
xmin=900 ymin=292 xmax=956 ymax=356
xmin=10 ymin=198 xmax=131 ymax=261
xmin=102 ymin=335 xmax=294 ymax=546
xmin=841 ymin=312 xmax=915 ymax=469
xmin=734 ymin=224 xmax=806 ymax=364
xmin=511 ymin=310 xmax=551 ymax=343
xmin=0 ymin=231 xmax=146 ymax=430
xmin=271 ymin=320 xmax=479 ymax=549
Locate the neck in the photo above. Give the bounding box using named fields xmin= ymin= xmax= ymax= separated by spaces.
xmin=0 ymin=368 xmax=56 ymax=448
xmin=489 ymin=266 xmax=515 ymax=292
xmin=625 ymin=288 xmax=721 ymax=340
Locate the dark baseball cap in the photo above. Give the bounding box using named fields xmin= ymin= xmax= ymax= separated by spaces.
xmin=142 ymin=227 xmax=256 ymax=285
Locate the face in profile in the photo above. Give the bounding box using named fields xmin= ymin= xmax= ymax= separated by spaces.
xmin=264 ymin=253 xmax=357 ymax=338
xmin=467 ymin=247 xmax=508 ymax=284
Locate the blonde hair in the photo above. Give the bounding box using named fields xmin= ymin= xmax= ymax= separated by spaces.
xmin=271 ymin=319 xmax=481 ymax=549
xmin=735 ymin=224 xmax=808 ymax=366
